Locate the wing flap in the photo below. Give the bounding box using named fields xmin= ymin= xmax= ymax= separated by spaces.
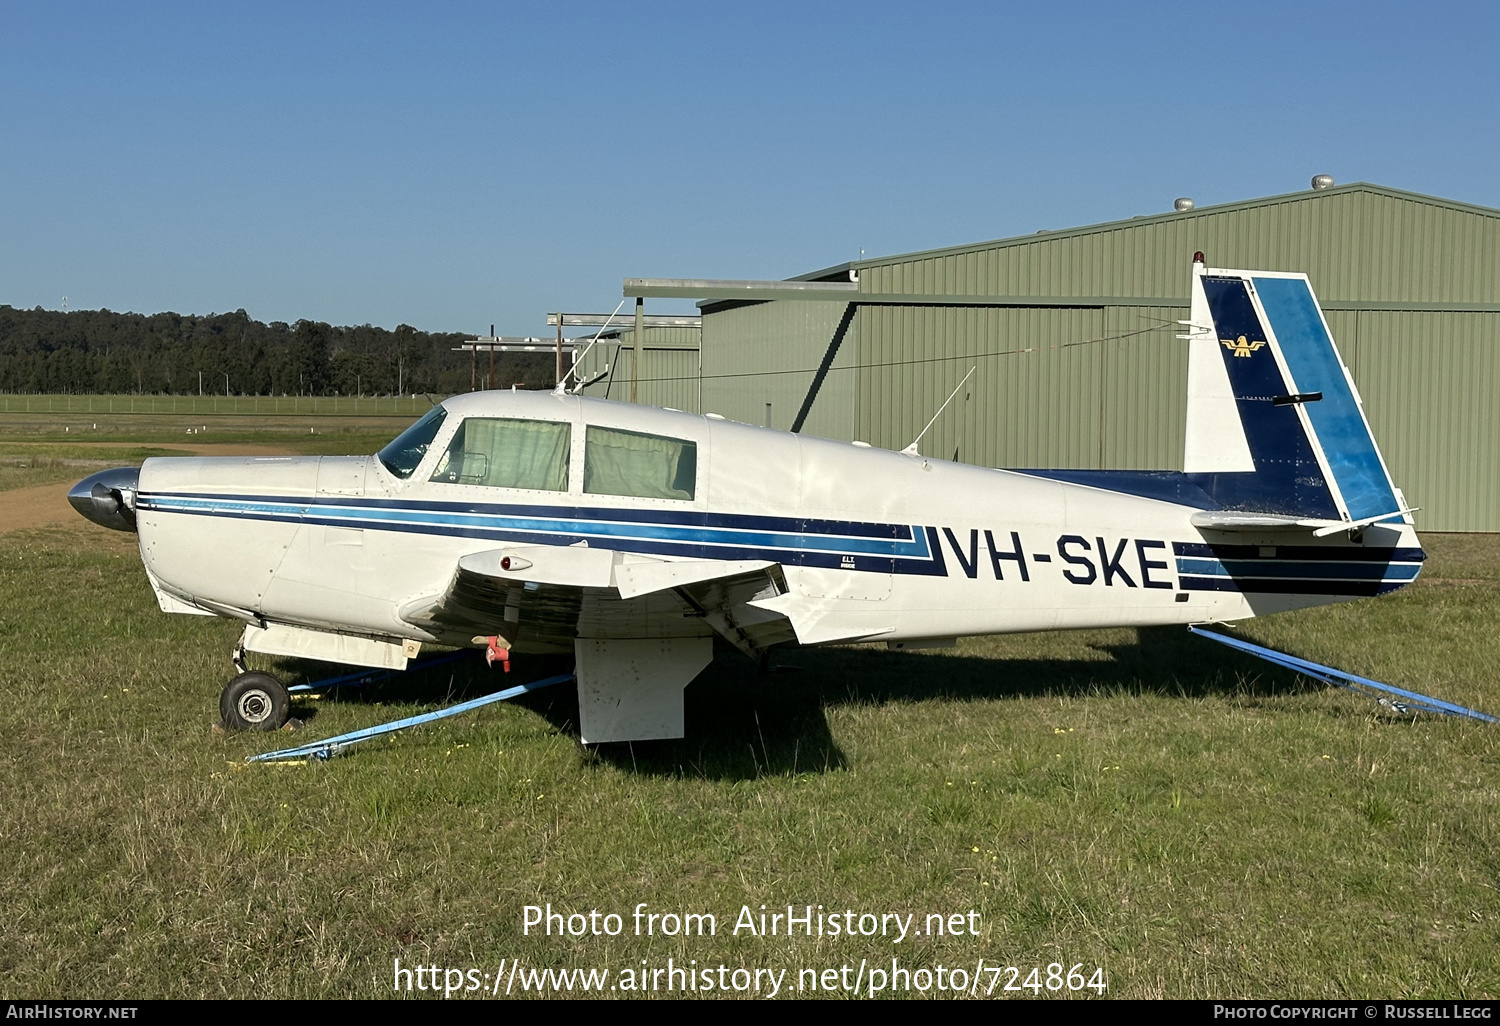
xmin=614 ymin=558 xmax=779 ymax=600
xmin=401 ymin=546 xmax=799 ymax=656
xmin=747 ymin=591 xmax=896 ymax=646
xmin=670 ymin=562 xmax=797 ymax=656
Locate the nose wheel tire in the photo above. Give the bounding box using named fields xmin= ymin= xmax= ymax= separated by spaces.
xmin=221 ymin=672 xmax=291 ymax=732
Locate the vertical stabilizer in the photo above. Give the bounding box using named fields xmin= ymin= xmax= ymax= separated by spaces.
xmin=1186 ymin=265 xmax=1405 ymax=524
xmin=1184 ymin=267 xmax=1255 ymax=473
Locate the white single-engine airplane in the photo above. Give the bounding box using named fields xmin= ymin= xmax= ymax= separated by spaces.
xmin=70 ymin=260 xmax=1423 ymax=742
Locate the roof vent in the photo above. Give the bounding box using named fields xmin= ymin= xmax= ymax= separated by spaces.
xmin=1311 ymin=174 xmax=1335 ymax=190
xmin=1173 ymin=197 xmax=1195 ymax=212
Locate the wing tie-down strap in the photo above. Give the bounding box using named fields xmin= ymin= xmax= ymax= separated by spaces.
xmin=247 ymin=672 xmax=575 ymax=763
xmin=1189 ymin=626 xmax=1496 ymax=723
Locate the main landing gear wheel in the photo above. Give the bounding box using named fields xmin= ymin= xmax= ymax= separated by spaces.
xmin=220 ymin=672 xmax=291 ymax=732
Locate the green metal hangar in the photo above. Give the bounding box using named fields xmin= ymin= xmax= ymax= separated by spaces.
xmin=584 ymin=181 xmax=1500 ymax=532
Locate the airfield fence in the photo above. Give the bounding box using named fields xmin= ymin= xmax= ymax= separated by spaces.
xmin=0 ymin=395 xmax=443 ymax=417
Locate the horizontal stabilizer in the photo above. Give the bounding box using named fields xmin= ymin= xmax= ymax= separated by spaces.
xmin=1190 ymin=512 xmax=1336 ymax=532
xmin=1191 ymin=508 xmax=1418 ymax=536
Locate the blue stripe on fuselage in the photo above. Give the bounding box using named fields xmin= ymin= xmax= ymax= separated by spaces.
xmin=1172 ymin=537 xmax=1423 ymax=595
xmin=1173 ymin=540 xmax=1423 ymax=586
xmin=1172 ymin=541 xmax=1426 ymax=563
xmin=1178 ymin=575 xmax=1408 ymax=597
xmin=137 ymin=492 xmax=948 ymax=576
xmin=151 ymin=490 xmax=920 ymax=540
xmin=1175 ymin=557 xmax=1421 ymax=581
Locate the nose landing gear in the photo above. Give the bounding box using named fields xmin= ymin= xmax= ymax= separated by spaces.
xmin=220 ymin=672 xmax=292 ymax=732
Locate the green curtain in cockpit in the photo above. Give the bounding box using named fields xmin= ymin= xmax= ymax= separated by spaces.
xmin=583 ymin=426 xmax=696 ymax=500
xmin=434 ymin=417 xmax=570 ymax=491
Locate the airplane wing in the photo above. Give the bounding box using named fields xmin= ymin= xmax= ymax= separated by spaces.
xmin=398 ymin=544 xmax=800 ymax=658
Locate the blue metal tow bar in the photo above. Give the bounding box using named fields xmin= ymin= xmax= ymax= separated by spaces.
xmin=1190 ymin=625 xmax=1496 ymax=723
xmin=248 ymin=669 xmax=575 ymax=763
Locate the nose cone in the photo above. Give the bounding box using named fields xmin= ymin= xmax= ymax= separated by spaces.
xmin=68 ymin=466 xmax=141 ymax=532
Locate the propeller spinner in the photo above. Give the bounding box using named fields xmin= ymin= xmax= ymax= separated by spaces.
xmin=68 ymin=467 xmax=141 ymax=532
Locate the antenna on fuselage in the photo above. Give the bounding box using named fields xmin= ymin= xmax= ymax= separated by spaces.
xmin=555 ymin=299 xmax=629 ymax=395
xmin=901 ymin=366 xmax=976 ymax=457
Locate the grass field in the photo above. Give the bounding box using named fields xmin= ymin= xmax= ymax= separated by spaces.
xmin=0 ymin=393 xmax=438 ymax=418
xmin=0 ymin=403 xmax=423 ymax=494
xmin=1 ymin=415 xmax=1497 ymax=1000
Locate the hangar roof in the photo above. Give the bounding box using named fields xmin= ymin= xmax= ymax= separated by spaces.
xmin=850 ymin=182 xmax=1500 ymax=269
xmin=846 ymin=182 xmax=1500 ymax=308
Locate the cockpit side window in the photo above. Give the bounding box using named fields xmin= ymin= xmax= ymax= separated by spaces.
xmin=376 ymin=406 xmax=447 ymax=480
xmin=430 ymin=417 xmax=571 ymax=491
xmin=583 ymin=426 xmax=696 ymax=501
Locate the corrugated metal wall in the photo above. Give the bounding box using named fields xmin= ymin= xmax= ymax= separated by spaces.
xmin=857 ymin=306 xmax=1106 ymax=467
xmin=1099 ymin=306 xmax=1188 ymax=470
xmin=699 ymin=300 xmax=857 ymax=438
xmin=1344 ymin=311 xmax=1500 ymax=532
xmin=577 ymin=326 xmax=701 ymax=412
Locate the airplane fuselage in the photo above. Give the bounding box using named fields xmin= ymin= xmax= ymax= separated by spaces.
xmin=132 ymin=391 xmax=1423 ymax=655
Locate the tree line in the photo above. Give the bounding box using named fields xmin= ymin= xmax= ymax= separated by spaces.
xmin=0 ymin=305 xmax=555 ymax=396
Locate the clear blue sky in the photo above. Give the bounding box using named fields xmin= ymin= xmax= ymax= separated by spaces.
xmin=3 ymin=1 xmax=1496 ymax=334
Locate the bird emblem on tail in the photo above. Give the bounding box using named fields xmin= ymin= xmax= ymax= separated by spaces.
xmin=1220 ymin=335 xmax=1266 ymax=357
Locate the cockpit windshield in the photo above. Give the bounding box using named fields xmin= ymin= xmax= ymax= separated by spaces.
xmin=376 ymin=406 xmax=447 ymax=479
